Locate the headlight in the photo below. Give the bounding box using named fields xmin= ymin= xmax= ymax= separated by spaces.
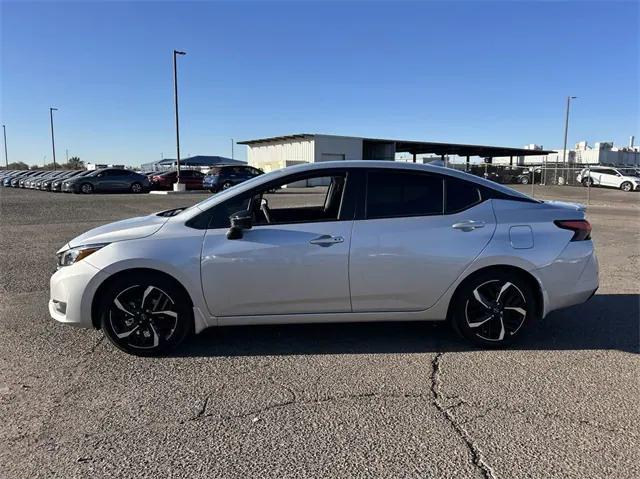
xmin=56 ymin=244 xmax=108 ymax=268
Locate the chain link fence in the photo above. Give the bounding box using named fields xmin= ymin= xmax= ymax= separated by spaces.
xmin=445 ymin=162 xmax=640 ymax=204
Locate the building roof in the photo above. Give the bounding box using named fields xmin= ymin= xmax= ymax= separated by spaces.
xmin=239 ymin=134 xmax=555 ymax=157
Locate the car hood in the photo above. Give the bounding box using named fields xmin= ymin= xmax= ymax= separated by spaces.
xmin=64 ymin=214 xmax=170 ymax=250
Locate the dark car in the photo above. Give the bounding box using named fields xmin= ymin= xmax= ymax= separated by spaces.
xmin=40 ymin=170 xmax=78 ymax=191
xmin=20 ymin=171 xmax=47 ymax=188
xmin=51 ymin=170 xmax=89 ymax=192
xmin=149 ymin=169 xmax=205 ymax=190
xmin=62 ymin=168 xmax=150 ymax=194
xmin=36 ymin=171 xmax=68 ymax=190
xmin=7 ymin=170 xmax=36 ymax=187
xmin=515 ymin=168 xmax=542 ymax=185
xmin=202 ymin=165 xmax=263 ymax=193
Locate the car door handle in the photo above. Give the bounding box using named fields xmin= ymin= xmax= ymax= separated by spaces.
xmin=309 ymin=235 xmax=344 ymax=246
xmin=452 ymin=221 xmax=485 ymax=232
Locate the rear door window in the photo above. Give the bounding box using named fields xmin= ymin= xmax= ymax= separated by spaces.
xmin=445 ymin=178 xmax=482 ymax=214
xmin=365 ymin=171 xmax=444 ymax=219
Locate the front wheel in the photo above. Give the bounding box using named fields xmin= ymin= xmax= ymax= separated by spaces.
xmin=450 ymin=271 xmax=536 ymax=347
xmin=99 ymin=273 xmax=193 ymax=356
xmin=582 ymin=177 xmax=593 ymax=187
xmin=519 ymin=176 xmax=529 ymax=185
xmin=620 ymin=181 xmax=633 ymax=192
xmin=80 ymin=183 xmax=93 ymax=194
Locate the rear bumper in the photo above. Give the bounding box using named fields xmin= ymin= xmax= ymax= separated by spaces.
xmin=535 ymin=241 xmax=599 ymax=317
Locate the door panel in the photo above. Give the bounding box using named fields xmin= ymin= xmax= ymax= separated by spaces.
xmin=201 ymin=221 xmax=352 ymax=317
xmin=349 ymin=200 xmax=497 ymax=312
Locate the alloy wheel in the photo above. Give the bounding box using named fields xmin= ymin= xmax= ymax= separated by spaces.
xmin=465 ymin=280 xmax=527 ymax=342
xmin=131 ymin=182 xmax=143 ymax=193
xmin=108 ymin=285 xmax=179 ymax=350
xmin=81 ymin=183 xmax=93 ymax=194
xmin=621 ymin=182 xmax=632 ymax=192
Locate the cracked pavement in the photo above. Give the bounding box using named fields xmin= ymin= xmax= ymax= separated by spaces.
xmin=1 ymin=187 xmax=638 ymax=478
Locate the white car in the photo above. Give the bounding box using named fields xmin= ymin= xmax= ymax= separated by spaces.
xmin=50 ymin=161 xmax=599 ymax=355
xmin=576 ymin=167 xmax=640 ymax=192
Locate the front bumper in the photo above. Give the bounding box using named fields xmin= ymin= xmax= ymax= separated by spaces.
xmin=49 ymin=259 xmax=106 ymax=328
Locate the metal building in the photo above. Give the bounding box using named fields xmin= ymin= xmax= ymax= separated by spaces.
xmin=239 ymin=133 xmax=554 ymax=172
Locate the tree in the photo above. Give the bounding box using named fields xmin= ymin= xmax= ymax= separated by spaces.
xmin=66 ymin=156 xmax=84 ymax=169
xmin=5 ymin=161 xmax=29 ymax=170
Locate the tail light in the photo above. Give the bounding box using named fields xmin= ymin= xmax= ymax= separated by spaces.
xmin=554 ymin=220 xmax=592 ymax=241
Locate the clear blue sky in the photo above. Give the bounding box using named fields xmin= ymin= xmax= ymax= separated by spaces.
xmin=1 ymin=1 xmax=638 ymax=166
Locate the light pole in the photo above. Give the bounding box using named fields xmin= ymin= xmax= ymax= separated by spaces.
xmin=173 ymin=50 xmax=186 ymax=191
xmin=231 ymin=138 xmax=234 ymax=159
xmin=555 ymin=96 xmax=577 ymax=185
xmin=2 ymin=125 xmax=7 ymax=168
xmin=49 ymin=107 xmax=58 ymax=170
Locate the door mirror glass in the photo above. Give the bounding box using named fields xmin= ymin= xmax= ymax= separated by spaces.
xmin=227 ymin=211 xmax=253 ymax=239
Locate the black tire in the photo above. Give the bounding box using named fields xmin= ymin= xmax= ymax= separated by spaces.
xmin=222 ymin=181 xmax=233 ymax=190
xmin=450 ymin=270 xmax=536 ymax=347
xmin=520 ymin=176 xmax=529 ymax=185
xmin=582 ymin=177 xmax=593 ymax=187
xmin=209 ymin=188 xmax=217 ymax=193
xmin=80 ymin=183 xmax=93 ymax=194
xmin=130 ymin=182 xmax=143 ymax=194
xmin=620 ymin=181 xmax=633 ymax=192
xmin=99 ymin=273 xmax=193 ymax=356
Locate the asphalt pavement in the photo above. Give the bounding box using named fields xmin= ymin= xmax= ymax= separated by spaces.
xmin=1 ymin=186 xmax=638 ymax=478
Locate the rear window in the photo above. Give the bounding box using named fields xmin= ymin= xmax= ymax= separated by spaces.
xmin=445 ymin=178 xmax=482 ymax=213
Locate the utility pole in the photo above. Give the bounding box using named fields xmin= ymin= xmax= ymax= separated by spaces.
xmin=173 ymin=49 xmax=186 ymax=190
xmin=2 ymin=125 xmax=7 ymax=168
xmin=231 ymin=138 xmax=234 ymax=159
xmin=555 ymin=96 xmax=576 ymax=185
xmin=49 ymin=108 xmax=58 ymax=170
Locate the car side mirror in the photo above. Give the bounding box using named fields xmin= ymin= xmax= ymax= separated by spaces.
xmin=227 ymin=211 xmax=252 ymax=240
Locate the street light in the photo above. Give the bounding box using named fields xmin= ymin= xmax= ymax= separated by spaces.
xmin=173 ymin=50 xmax=186 ymax=191
xmin=49 ymin=107 xmax=58 ymax=170
xmin=554 ymin=96 xmax=577 ymax=185
xmin=2 ymin=125 xmax=7 ymax=168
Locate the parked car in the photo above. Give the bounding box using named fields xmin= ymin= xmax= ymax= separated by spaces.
xmin=576 ymin=167 xmax=640 ymax=192
xmin=203 ymin=165 xmax=264 ymax=193
xmin=9 ymin=170 xmax=38 ymax=187
xmin=2 ymin=170 xmax=28 ymax=186
xmin=62 ymin=168 xmax=150 ymax=194
xmin=36 ymin=171 xmax=67 ymax=190
xmin=50 ymin=161 xmax=598 ymax=356
xmin=51 ymin=170 xmax=89 ymax=192
xmin=515 ymin=168 xmax=542 ymax=185
xmin=22 ymin=171 xmax=48 ymax=188
xmin=149 ymin=169 xmax=205 ymax=190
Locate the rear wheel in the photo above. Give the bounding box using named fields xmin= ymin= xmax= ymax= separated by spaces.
xmin=620 ymin=181 xmax=633 ymax=192
xmin=222 ymin=181 xmax=233 ymax=190
xmin=519 ymin=176 xmax=529 ymax=185
xmin=99 ymin=273 xmax=193 ymax=356
xmin=450 ymin=270 xmax=536 ymax=347
xmin=582 ymin=177 xmax=593 ymax=187
xmin=80 ymin=183 xmax=93 ymax=194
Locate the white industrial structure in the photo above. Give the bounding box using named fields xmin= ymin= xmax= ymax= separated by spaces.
xmin=239 ymin=134 xmax=551 ymax=172
xmin=492 ymin=138 xmax=640 ymax=166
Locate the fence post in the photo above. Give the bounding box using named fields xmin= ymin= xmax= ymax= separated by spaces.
xmin=586 ymin=165 xmax=591 ymax=206
xmin=531 ymin=168 xmax=535 ymax=198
